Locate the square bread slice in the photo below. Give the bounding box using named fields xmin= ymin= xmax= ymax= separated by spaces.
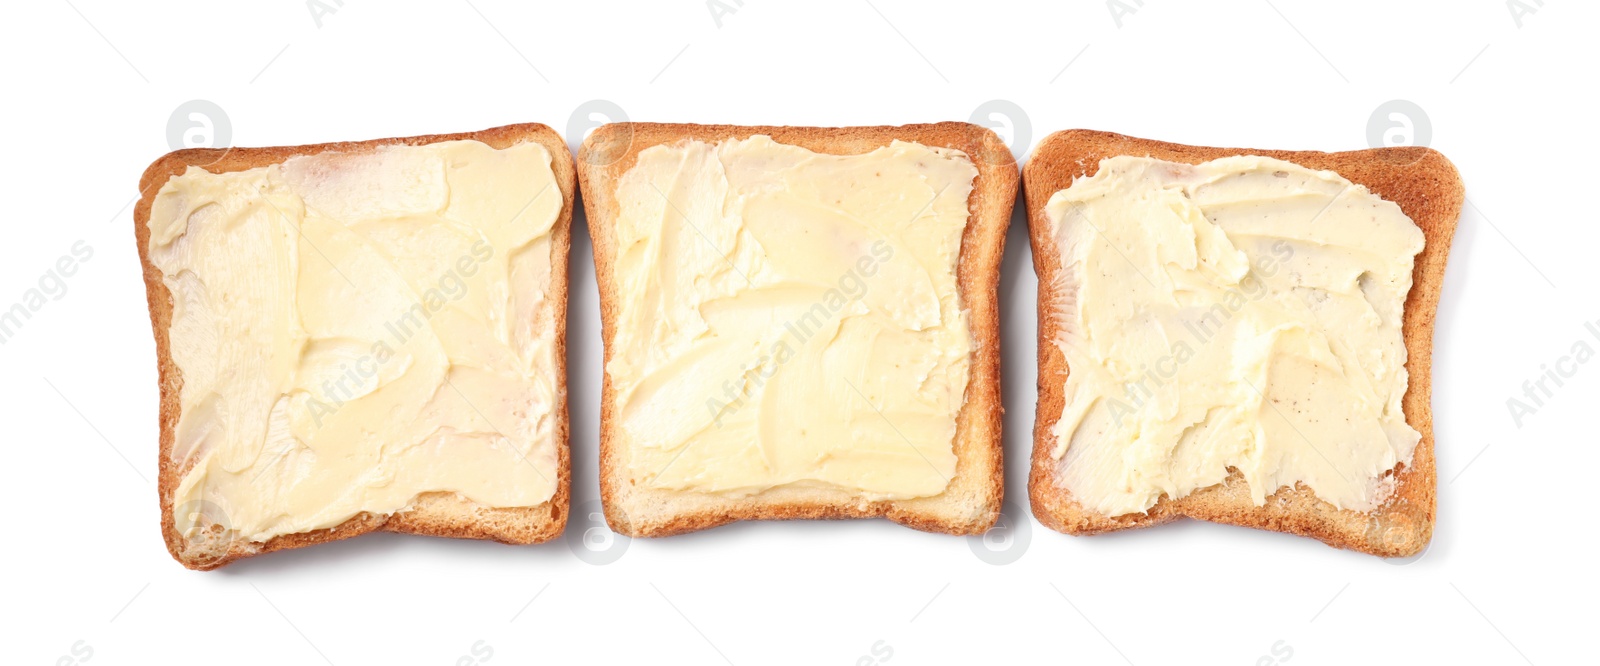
xmin=137 ymin=123 xmax=574 ymax=570
xmin=1024 ymin=130 xmax=1462 ymax=557
xmin=579 ymin=122 xmax=1016 ymax=537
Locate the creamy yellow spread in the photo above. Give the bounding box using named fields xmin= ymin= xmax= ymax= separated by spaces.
xmin=1047 ymin=155 xmax=1425 ymax=517
xmin=149 ymin=140 xmax=562 ymax=543
xmin=606 ymin=136 xmax=976 ymax=499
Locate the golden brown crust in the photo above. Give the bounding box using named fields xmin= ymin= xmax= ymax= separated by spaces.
xmin=1023 ymin=130 xmax=1461 ymax=557
xmin=578 ymin=122 xmax=1016 ymax=537
xmin=137 ymin=123 xmax=575 ymax=570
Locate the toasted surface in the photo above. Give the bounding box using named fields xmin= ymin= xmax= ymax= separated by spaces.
xmin=579 ymin=122 xmax=1016 ymax=537
xmin=1024 ymin=130 xmax=1462 ymax=557
xmin=137 ymin=123 xmax=575 ymax=570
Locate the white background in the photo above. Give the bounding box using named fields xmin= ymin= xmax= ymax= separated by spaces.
xmin=2 ymin=1 xmax=1592 ymax=663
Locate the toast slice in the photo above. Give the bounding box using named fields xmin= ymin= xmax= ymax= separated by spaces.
xmin=1024 ymin=130 xmax=1462 ymax=557
xmin=579 ymin=122 xmax=1016 ymax=537
xmin=138 ymin=123 xmax=575 ymax=570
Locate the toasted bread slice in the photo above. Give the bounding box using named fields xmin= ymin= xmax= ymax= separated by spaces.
xmin=138 ymin=123 xmax=574 ymax=570
xmin=1024 ymin=130 xmax=1462 ymax=557
xmin=580 ymin=122 xmax=1015 ymax=537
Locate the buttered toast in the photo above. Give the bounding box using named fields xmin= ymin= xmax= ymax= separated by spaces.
xmin=138 ymin=123 xmax=575 ymax=570
xmin=1024 ymin=130 xmax=1462 ymax=557
xmin=580 ymin=122 xmax=1016 ymax=537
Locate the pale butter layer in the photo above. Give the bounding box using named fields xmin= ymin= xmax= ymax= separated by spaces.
xmin=1047 ymin=155 xmax=1425 ymax=517
xmin=149 ymin=140 xmax=562 ymax=543
xmin=606 ymin=136 xmax=976 ymax=499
